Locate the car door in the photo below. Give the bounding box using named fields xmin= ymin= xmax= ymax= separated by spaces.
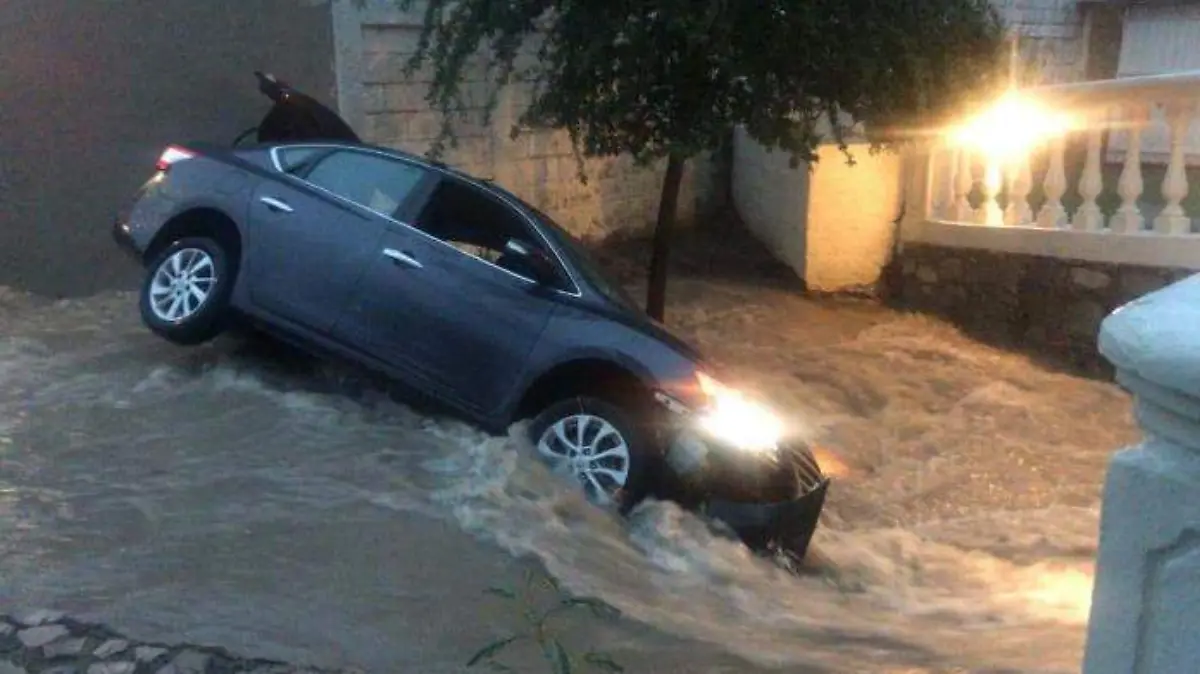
xmin=245 ymin=146 xmax=431 ymax=334
xmin=333 ymin=176 xmax=568 ymax=416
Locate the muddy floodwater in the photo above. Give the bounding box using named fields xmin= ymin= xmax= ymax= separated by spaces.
xmin=0 ymin=275 xmax=1136 ymax=673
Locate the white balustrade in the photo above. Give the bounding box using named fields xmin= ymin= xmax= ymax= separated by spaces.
xmin=906 ymin=70 xmax=1200 ymax=268
xmin=1006 ymin=153 xmax=1034 ymax=226
xmin=1037 ymin=135 xmax=1068 ymax=228
xmin=1075 ymin=124 xmax=1106 ymax=231
xmin=979 ymin=161 xmax=1003 ymax=225
xmin=1111 ymin=103 xmax=1147 ymax=233
xmin=953 ymin=147 xmax=974 ymax=222
xmin=1155 ymin=101 xmax=1194 ymax=235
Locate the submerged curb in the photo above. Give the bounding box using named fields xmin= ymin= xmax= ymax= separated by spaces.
xmin=0 ymin=611 xmax=355 ymax=674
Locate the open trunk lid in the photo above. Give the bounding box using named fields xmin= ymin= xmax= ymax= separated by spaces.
xmin=236 ymin=71 xmax=361 ymax=146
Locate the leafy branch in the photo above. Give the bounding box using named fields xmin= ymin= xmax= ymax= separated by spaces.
xmin=383 ymin=0 xmax=1008 ymax=320
xmin=468 ymin=566 xmax=624 ymax=674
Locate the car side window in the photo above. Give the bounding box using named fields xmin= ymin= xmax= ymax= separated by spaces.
xmin=413 ymin=178 xmax=565 ymax=286
xmin=301 ymin=150 xmax=426 ymax=218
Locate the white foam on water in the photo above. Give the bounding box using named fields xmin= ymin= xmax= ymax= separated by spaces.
xmin=398 ymin=421 xmax=1096 ymax=672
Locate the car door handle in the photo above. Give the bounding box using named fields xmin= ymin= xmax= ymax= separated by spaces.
xmin=259 ymin=196 xmax=294 ymax=213
xmin=383 ymin=248 xmax=422 ymax=269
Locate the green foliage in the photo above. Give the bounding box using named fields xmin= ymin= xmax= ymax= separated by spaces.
xmin=393 ymin=0 xmax=1008 ymax=168
xmin=467 ymin=566 xmax=625 ymax=673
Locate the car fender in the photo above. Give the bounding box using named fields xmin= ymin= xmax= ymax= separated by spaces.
xmin=499 ymin=312 xmax=702 ymax=425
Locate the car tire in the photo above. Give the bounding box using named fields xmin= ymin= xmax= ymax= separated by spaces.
xmin=528 ymin=396 xmax=652 ymax=514
xmin=139 ymin=236 xmax=234 ymax=346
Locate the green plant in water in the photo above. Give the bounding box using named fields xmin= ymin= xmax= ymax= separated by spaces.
xmin=468 ymin=566 xmax=625 ymax=673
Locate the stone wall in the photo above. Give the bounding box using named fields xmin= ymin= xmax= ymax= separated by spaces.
xmin=0 ymin=610 xmax=349 ymax=674
xmin=890 ymin=242 xmax=1196 ymax=376
xmin=337 ymin=2 xmax=722 ymax=243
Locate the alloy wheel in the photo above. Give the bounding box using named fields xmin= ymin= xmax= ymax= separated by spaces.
xmin=536 ymin=413 xmax=632 ymax=505
xmin=148 ymin=247 xmax=217 ymax=323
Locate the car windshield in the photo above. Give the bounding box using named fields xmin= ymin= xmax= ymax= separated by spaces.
xmin=530 ymin=208 xmax=642 ymax=312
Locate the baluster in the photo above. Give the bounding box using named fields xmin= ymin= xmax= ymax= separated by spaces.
xmin=979 ymin=160 xmax=1003 ymax=225
xmin=1111 ymin=103 xmax=1148 ymax=233
xmin=1037 ymin=135 xmax=1068 ymax=228
xmin=953 ymin=147 xmax=974 ymax=221
xmin=1006 ymin=154 xmax=1034 ymax=225
xmin=936 ymin=146 xmax=955 ymax=218
xmin=1154 ymin=101 xmax=1193 ymax=235
xmin=1074 ymin=122 xmax=1105 ymax=231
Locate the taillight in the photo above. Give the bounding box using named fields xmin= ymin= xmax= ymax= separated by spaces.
xmin=156 ymin=145 xmax=195 ymax=172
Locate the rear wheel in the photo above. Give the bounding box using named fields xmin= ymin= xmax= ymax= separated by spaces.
xmin=528 ymin=397 xmax=651 ymax=512
xmin=139 ymin=236 xmax=234 ymax=346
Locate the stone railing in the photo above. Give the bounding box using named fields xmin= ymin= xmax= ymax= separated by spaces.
xmin=902 ymin=70 xmax=1200 ymax=269
xmin=1083 ymin=273 xmax=1200 ymax=672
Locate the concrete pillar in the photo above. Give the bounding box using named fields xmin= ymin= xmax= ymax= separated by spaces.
xmin=1083 ymin=273 xmax=1200 ymax=674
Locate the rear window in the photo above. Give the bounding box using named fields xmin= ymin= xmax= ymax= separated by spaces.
xmin=284 ymin=148 xmax=428 ymax=218
xmin=276 ymin=147 xmax=321 ymax=173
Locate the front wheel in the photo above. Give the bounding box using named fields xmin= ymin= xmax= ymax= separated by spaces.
xmin=139 ymin=236 xmax=234 ymax=346
xmin=528 ymin=397 xmax=652 ymax=513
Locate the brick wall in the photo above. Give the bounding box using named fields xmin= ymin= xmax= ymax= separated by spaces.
xmin=340 ymin=7 xmax=721 ymax=243
xmin=996 ymin=0 xmax=1089 ymax=85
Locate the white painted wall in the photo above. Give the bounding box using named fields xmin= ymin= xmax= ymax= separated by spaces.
xmin=731 ymin=126 xmax=810 ymax=280
xmin=732 ymin=127 xmax=903 ymax=292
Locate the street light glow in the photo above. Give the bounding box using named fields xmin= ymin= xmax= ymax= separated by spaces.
xmin=951 ymin=92 xmax=1074 ymax=162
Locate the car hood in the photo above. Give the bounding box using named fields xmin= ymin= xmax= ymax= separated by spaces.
xmin=253 ymin=71 xmax=361 ymax=144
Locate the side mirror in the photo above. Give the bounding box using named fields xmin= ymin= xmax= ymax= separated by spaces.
xmin=503 ymin=239 xmax=558 ymax=285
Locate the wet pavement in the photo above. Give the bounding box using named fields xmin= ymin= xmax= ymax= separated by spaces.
xmin=0 ymin=262 xmax=1136 ymax=673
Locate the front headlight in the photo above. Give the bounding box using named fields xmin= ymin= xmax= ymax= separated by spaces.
xmin=692 ymin=372 xmax=784 ymax=453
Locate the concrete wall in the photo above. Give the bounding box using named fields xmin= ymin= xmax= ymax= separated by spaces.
xmin=0 ymin=0 xmax=337 ymax=297
xmin=731 ymin=128 xmax=903 ymax=293
xmin=332 ymin=0 xmax=720 ymax=244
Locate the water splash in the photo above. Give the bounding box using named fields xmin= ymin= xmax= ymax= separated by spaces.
xmin=0 ymin=287 xmax=1122 ymax=672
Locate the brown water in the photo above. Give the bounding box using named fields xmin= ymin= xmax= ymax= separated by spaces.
xmin=0 ymin=282 xmax=1135 ymax=673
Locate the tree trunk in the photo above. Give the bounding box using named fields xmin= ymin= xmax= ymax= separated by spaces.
xmin=645 ymin=153 xmax=686 ymax=322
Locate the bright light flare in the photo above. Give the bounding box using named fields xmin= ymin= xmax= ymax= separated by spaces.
xmin=1023 ymin=565 xmax=1094 ymax=624
xmin=951 ymin=92 xmax=1074 ymax=162
xmin=694 ymin=372 xmax=785 ymax=452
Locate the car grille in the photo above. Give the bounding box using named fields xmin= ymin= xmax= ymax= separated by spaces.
xmin=779 ymin=443 xmax=828 ymax=494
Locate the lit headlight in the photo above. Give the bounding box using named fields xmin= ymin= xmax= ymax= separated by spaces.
xmin=692 ymin=372 xmax=784 ymax=453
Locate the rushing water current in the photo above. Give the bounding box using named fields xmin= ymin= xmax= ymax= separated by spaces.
xmin=0 ymin=287 xmax=1127 ymax=673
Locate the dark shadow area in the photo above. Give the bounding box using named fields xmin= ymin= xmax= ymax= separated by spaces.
xmin=0 ymin=0 xmax=335 ymax=298
xmin=586 ymin=206 xmax=808 ymax=293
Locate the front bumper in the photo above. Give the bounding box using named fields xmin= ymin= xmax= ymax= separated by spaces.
xmin=660 ymin=427 xmax=830 ymax=561
xmin=705 ymin=477 xmax=829 ymax=561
